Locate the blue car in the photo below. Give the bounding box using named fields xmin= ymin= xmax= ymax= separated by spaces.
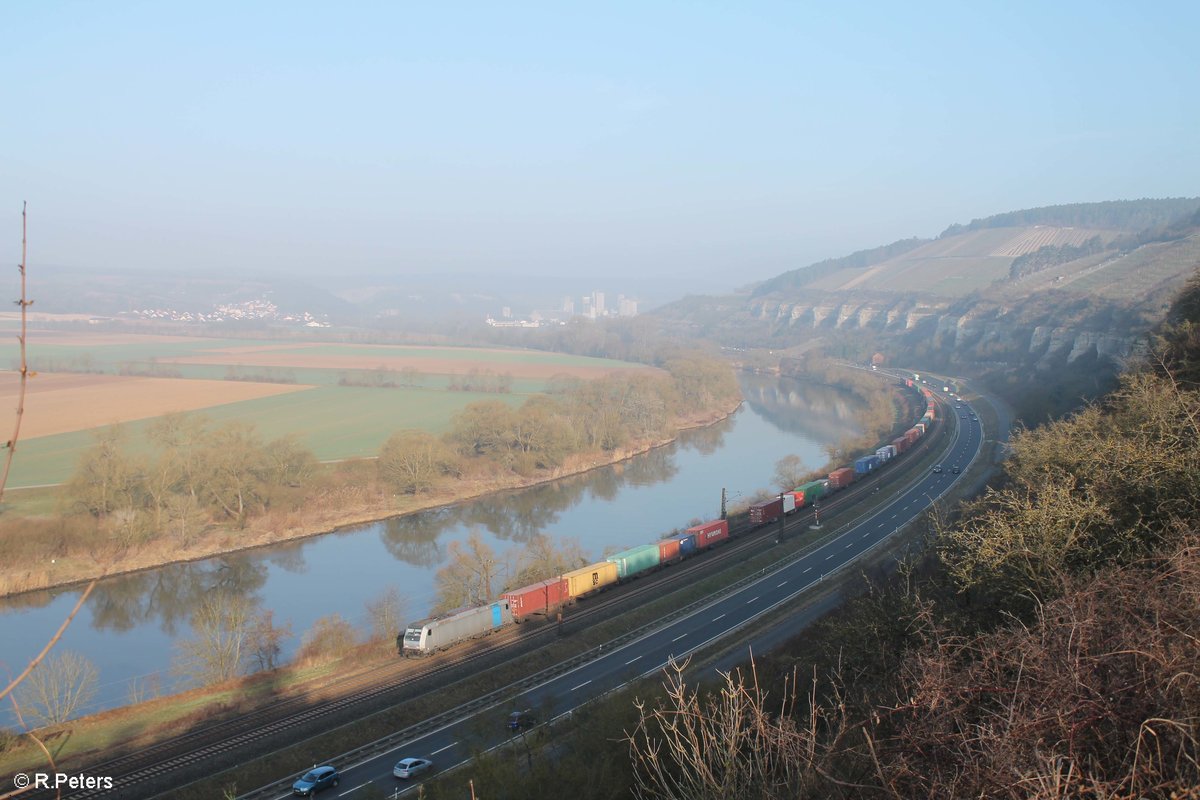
xmin=293 ymin=765 xmax=339 ymax=796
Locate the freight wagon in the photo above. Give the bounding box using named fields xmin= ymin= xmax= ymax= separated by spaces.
xmin=657 ymin=537 xmax=682 ymax=564
xmin=607 ymin=544 xmax=662 ymax=580
xmin=876 ymin=445 xmax=896 ymax=461
xmin=892 ymin=436 xmax=909 ymax=454
xmin=400 ymin=600 xmax=513 ymax=656
xmin=797 ymin=480 xmax=828 ymax=505
xmin=687 ymin=519 xmax=729 ymax=548
xmin=854 ymin=455 xmax=881 ymax=475
xmin=749 ymin=497 xmax=784 ymax=525
xmin=503 ymin=578 xmax=569 ymax=622
xmin=828 ymin=467 xmax=856 ymax=490
xmin=563 ymin=561 xmax=620 ymax=599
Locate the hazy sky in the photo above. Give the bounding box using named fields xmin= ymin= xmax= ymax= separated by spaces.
xmin=4 ymin=1 xmax=1197 ymax=289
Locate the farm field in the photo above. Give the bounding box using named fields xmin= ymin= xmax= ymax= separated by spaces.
xmin=0 ymin=372 xmax=306 ymax=439
xmin=4 ymin=385 xmax=528 ymax=488
xmin=0 ymin=334 xmax=650 ymax=488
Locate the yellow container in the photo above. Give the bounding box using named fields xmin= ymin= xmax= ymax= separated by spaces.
xmin=564 ymin=560 xmax=619 ymax=599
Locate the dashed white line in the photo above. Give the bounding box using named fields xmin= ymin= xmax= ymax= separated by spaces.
xmin=340 ymin=783 xmax=371 ymax=797
xmin=746 ymin=596 xmax=759 ymax=604
xmin=844 ymin=542 xmax=853 ymax=549
xmin=431 ymin=741 xmax=458 ymax=756
xmin=776 ymin=580 xmax=787 ymax=588
xmin=625 ymin=655 xmax=642 ymax=665
xmin=571 ymin=679 xmax=592 ymax=691
xmin=825 ymin=553 xmax=835 ymax=560
xmin=712 ymin=613 xmax=726 ymax=622
xmin=672 ymin=633 xmax=687 ymax=642
xmin=803 ymin=567 xmax=811 ymax=573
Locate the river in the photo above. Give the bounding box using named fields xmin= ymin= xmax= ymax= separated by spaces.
xmin=0 ymin=374 xmax=866 ymax=722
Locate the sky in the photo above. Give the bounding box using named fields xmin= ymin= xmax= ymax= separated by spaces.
xmin=3 ymin=0 xmax=1198 ymax=291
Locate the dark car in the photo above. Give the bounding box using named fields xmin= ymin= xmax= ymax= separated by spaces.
xmin=952 ymin=466 xmax=961 ymax=474
xmin=507 ymin=710 xmax=536 ymax=731
xmin=293 ymin=766 xmax=339 ymax=796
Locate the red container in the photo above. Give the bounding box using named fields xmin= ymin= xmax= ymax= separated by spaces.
xmin=892 ymin=436 xmax=908 ymax=454
xmin=657 ymin=537 xmax=682 ymax=564
xmin=904 ymin=428 xmax=920 ymax=445
xmin=687 ymin=519 xmax=729 ymax=549
xmin=788 ymin=489 xmax=807 ymax=508
xmin=503 ymin=577 xmax=569 ymax=621
xmin=827 ymin=467 xmax=856 ymax=490
xmin=749 ymin=497 xmax=784 ymax=526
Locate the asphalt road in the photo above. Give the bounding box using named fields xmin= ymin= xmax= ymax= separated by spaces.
xmin=267 ymin=400 xmax=982 ymax=799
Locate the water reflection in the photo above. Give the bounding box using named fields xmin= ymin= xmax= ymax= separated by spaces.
xmin=675 ymin=411 xmax=734 ymax=455
xmin=739 ymin=374 xmax=865 ymax=442
xmin=376 ymin=432 xmax=690 ymax=558
xmin=88 ymin=556 xmax=268 ymax=635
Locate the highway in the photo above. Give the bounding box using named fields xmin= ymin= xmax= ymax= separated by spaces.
xmin=255 ymin=396 xmax=983 ymax=799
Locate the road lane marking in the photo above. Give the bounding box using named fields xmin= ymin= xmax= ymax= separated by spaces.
xmin=845 ymin=542 xmax=853 ymax=549
xmin=825 ymin=553 xmax=835 ymax=560
xmin=803 ymin=567 xmax=811 ymax=573
xmin=340 ymin=783 xmax=371 ymax=797
xmin=672 ymin=633 xmax=687 ymax=642
xmin=746 ymin=596 xmax=759 ymax=604
xmin=712 ymin=613 xmax=725 ymax=622
xmin=777 ymin=580 xmax=787 ymax=587
xmin=431 ymin=742 xmax=458 ymax=756
xmin=571 ymin=679 xmax=592 ymax=691
xmin=625 ymin=655 xmax=642 ymax=665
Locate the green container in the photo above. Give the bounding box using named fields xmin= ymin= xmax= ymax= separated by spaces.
xmin=799 ymin=480 xmax=827 ymax=502
xmin=607 ymin=544 xmax=662 ymax=580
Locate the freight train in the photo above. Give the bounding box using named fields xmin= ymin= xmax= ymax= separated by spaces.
xmin=397 ymin=386 xmax=941 ymax=656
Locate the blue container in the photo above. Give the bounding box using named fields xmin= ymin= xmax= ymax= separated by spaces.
xmin=854 ymin=455 xmax=881 ymax=475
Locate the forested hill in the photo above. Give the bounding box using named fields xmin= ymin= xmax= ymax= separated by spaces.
xmin=939 ymin=196 xmax=1200 ymax=237
xmin=752 ymin=237 xmax=930 ymax=297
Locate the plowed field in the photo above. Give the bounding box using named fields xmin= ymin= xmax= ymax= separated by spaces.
xmin=0 ymin=372 xmax=309 ymax=439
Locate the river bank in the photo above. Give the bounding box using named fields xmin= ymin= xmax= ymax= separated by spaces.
xmin=0 ymin=399 xmax=742 ymax=599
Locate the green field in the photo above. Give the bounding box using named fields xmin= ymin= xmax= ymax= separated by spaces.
xmin=5 ymin=385 xmax=529 ymax=488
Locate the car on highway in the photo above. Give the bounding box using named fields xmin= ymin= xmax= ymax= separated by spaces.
xmin=507 ymin=710 xmax=537 ymax=731
xmin=952 ymin=466 xmax=961 ymax=474
xmin=932 ymin=465 xmax=943 ymax=473
xmin=394 ymin=757 xmax=434 ymax=779
xmin=292 ymin=765 xmax=339 ymax=796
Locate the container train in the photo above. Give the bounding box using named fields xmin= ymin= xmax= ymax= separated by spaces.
xmin=397 ymin=386 xmax=941 ymax=656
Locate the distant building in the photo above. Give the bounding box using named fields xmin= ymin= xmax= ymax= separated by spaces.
xmin=618 ymin=296 xmax=638 ymax=317
xmin=562 ymin=296 xmax=575 ymax=314
xmin=592 ymin=291 xmax=606 ymax=316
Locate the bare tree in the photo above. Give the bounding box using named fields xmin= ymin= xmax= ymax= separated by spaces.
xmin=364 ymin=587 xmax=407 ymax=646
xmin=433 ymin=530 xmax=504 ymax=612
xmin=773 ymin=454 xmax=807 ymax=491
xmin=172 ymin=592 xmax=256 ymax=686
xmin=246 ymin=609 xmax=292 ymax=672
xmin=15 ymin=650 xmax=98 ymax=727
xmin=296 ymin=613 xmax=357 ymax=663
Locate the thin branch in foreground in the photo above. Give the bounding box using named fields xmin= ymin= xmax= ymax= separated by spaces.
xmin=0 ymin=201 xmax=33 ymax=502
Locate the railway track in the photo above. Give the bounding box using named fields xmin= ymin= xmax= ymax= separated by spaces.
xmin=19 ymin=397 xmax=941 ymax=800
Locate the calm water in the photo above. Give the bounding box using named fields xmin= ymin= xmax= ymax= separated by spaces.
xmin=0 ymin=374 xmax=864 ymax=720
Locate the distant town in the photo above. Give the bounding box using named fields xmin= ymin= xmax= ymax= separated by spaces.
xmin=485 ymin=289 xmax=639 ymax=328
xmin=121 ymin=298 xmax=331 ymax=327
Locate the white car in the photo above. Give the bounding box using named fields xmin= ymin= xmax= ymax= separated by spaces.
xmin=394 ymin=757 xmax=433 ymax=779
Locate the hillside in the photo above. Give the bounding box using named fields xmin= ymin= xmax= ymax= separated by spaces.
xmin=656 ymin=197 xmax=1200 ymax=420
